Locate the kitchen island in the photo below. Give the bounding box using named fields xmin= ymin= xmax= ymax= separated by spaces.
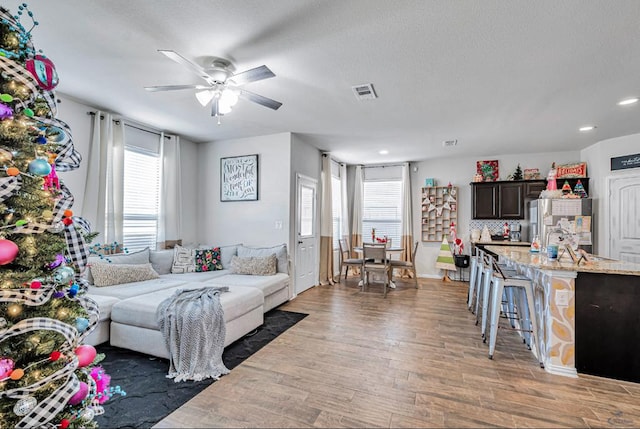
xmin=484 ymin=245 xmax=640 ymax=383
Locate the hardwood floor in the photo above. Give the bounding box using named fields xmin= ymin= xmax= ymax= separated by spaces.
xmin=155 ymin=277 xmax=640 ymax=428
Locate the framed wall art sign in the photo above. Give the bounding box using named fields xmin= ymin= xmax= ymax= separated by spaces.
xmin=220 ymin=154 xmax=259 ymax=201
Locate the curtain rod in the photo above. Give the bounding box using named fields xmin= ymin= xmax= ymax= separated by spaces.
xmin=362 ymin=162 xmax=408 ymax=169
xmin=87 ymin=111 xmax=171 ymax=140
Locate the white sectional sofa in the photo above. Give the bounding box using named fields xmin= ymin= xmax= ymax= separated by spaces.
xmin=83 ymin=243 xmax=291 ymax=359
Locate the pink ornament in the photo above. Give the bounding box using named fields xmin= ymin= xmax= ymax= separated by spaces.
xmin=25 ymin=55 xmax=59 ymax=91
xmin=67 ymin=381 xmax=89 ymax=405
xmin=74 ymin=345 xmax=97 ymax=368
xmin=0 ymin=358 xmax=14 ymax=378
xmin=43 ymin=163 xmax=60 ymax=190
xmin=0 ymin=239 xmax=19 ymax=265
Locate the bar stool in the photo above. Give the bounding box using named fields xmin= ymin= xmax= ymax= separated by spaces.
xmin=487 ymin=258 xmax=544 ymax=368
xmin=475 ymin=251 xmax=518 ymax=341
xmin=467 ymin=249 xmax=481 ymax=311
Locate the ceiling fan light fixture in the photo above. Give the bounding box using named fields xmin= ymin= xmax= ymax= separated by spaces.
xmin=220 ymin=88 xmax=239 ymax=107
xmin=195 ymin=89 xmax=215 ymax=106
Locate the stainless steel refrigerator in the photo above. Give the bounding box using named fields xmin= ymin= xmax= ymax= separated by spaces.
xmin=529 ymin=198 xmax=593 ymax=253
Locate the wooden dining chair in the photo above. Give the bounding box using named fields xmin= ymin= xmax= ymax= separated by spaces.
xmin=390 ymin=241 xmax=419 ymax=288
xmin=338 ymin=238 xmax=363 ymax=282
xmin=362 ymin=243 xmax=391 ymax=297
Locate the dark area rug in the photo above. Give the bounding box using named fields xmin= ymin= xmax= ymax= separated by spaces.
xmin=94 ymin=309 xmax=307 ymax=429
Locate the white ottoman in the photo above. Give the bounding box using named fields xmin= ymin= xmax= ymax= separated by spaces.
xmin=109 ymin=285 xmax=264 ymax=359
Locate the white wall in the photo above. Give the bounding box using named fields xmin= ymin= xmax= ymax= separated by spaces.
xmin=179 ymin=137 xmax=198 ymax=246
xmin=411 ymin=150 xmax=580 ymax=277
xmin=581 ymin=133 xmax=640 ymax=255
xmin=196 ymin=133 xmax=292 ymax=248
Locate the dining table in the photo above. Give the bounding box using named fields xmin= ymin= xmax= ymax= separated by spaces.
xmin=353 ymin=244 xmax=404 ymax=289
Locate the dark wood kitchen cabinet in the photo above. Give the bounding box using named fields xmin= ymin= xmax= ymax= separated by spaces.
xmin=471 ymin=180 xmax=543 ymax=219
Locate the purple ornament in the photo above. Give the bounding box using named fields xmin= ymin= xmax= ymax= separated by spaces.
xmin=48 ymin=253 xmax=65 ymax=269
xmin=53 ymin=290 xmax=65 ymax=299
xmin=0 ymin=103 xmax=13 ymax=120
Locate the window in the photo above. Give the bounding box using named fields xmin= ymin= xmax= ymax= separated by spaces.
xmin=362 ymin=180 xmax=402 ymax=244
xmin=122 ymin=145 xmax=161 ymax=251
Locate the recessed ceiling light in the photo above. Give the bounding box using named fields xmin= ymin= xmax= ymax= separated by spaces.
xmin=379 ymin=150 xmax=389 ymax=155
xmin=618 ymin=97 xmax=639 ymax=106
xmin=579 ymin=125 xmax=596 ymax=132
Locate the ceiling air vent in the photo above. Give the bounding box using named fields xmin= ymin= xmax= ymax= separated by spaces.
xmin=442 ymin=139 xmax=458 ymax=147
xmin=352 ymin=83 xmax=377 ymax=100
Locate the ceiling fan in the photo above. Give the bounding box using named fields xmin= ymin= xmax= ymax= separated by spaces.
xmin=145 ymin=50 xmax=282 ymax=121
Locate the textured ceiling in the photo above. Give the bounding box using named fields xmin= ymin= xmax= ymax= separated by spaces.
xmin=7 ymin=0 xmax=640 ymax=164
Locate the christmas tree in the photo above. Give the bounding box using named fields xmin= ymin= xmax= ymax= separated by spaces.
xmin=513 ymin=164 xmax=523 ymax=180
xmin=435 ymin=236 xmax=457 ymax=282
xmin=0 ymin=5 xmax=121 ymax=428
xmin=573 ymin=179 xmax=588 ymax=198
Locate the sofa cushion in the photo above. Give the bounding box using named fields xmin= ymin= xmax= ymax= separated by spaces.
xmin=230 ymin=254 xmax=277 ymax=276
xmin=110 ymin=284 xmax=264 ymax=330
xmin=204 ymin=272 xmax=289 ymax=297
xmin=90 ymin=263 xmax=159 ymax=287
xmin=150 ymin=249 xmax=174 ymax=275
xmin=237 ymin=244 xmax=288 ymax=274
xmin=87 ymin=278 xmax=188 ymax=300
xmin=160 ymin=270 xmax=230 ymax=283
xmin=86 ymin=294 xmax=120 ymax=322
xmin=194 ymin=248 xmax=223 ymax=272
xmin=84 ymin=248 xmax=151 ymax=284
xmin=199 ymin=243 xmax=242 ymax=270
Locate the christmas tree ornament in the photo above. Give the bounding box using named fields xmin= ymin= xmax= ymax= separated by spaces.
xmin=52 ymin=265 xmax=75 ymax=284
xmin=0 ymin=148 xmax=13 ymax=163
xmin=49 ymin=351 xmax=61 ymax=361
xmin=49 ymin=221 xmax=65 ymax=233
xmin=13 ymin=396 xmax=37 ymax=416
xmin=47 ymin=253 xmax=65 ymax=269
xmin=25 ymin=55 xmax=59 ymax=90
xmin=0 ymin=238 xmax=19 ymax=265
xmin=9 ymin=367 xmax=24 ymax=380
xmin=75 ymin=317 xmax=89 ymax=332
xmin=0 ymin=93 xmax=13 ymax=102
xmin=75 ymin=345 xmax=97 ymax=368
xmin=35 ymin=135 xmax=47 ymax=144
xmin=81 ymin=407 xmax=95 ymax=421
xmin=62 ymin=217 xmax=73 ymax=226
xmin=59 ymin=419 xmax=70 ymax=429
xmin=573 ymin=180 xmax=588 ymax=198
xmin=30 ymin=280 xmax=41 ymax=289
xmin=0 ymin=357 xmax=14 ymax=378
xmin=28 ymin=157 xmax=52 ymax=176
xmin=45 ymin=125 xmax=66 ymax=142
xmin=0 ymin=102 xmax=13 ymax=119
xmin=67 ymin=381 xmax=89 ymax=405
xmin=6 ymin=166 xmax=20 ymax=176
xmin=68 ymin=283 xmax=79 ymax=297
xmin=561 ymin=180 xmax=572 ymax=195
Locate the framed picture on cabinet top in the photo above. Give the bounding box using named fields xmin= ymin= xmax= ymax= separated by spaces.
xmin=220 ymin=154 xmax=259 ymax=201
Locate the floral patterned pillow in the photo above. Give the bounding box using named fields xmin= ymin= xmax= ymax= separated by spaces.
xmin=194 ymin=248 xmax=223 ymax=272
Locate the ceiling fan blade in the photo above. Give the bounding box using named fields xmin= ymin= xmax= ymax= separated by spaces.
xmin=158 ymin=49 xmax=215 ymax=85
xmin=145 ymin=84 xmax=208 ymax=92
xmin=240 ymin=89 xmax=282 ymax=110
xmin=231 ymin=65 xmax=275 ymax=85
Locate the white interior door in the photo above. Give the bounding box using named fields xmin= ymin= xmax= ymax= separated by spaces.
xmin=295 ymin=174 xmax=318 ymax=295
xmin=609 ymin=174 xmax=640 ymax=262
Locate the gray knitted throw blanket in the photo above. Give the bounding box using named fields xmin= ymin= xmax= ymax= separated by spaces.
xmin=156 ymin=286 xmax=230 ymax=382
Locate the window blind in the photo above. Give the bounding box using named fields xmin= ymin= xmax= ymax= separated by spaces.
xmin=362 ymin=180 xmax=402 ymax=244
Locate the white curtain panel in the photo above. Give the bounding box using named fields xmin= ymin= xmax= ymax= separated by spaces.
xmin=82 ymin=112 xmax=124 ymax=244
xmin=158 ymin=134 xmax=182 ymax=248
xmin=350 ymin=165 xmax=363 ymax=254
xmin=400 ymin=162 xmax=414 ymax=267
xmin=319 ymin=154 xmax=335 ymax=285
xmin=339 ymin=162 xmax=350 ymax=241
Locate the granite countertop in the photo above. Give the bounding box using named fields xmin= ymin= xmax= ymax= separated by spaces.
xmin=485 ymin=245 xmax=640 ymax=276
xmin=472 ymin=240 xmax=531 ymax=246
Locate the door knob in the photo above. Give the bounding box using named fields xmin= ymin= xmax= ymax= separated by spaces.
xmin=298 ymin=240 xmax=303 ymax=244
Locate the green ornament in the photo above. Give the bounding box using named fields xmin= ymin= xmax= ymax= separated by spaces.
xmin=15 ymin=219 xmax=28 ymax=227
xmin=0 ymin=94 xmax=13 ymax=102
xmin=23 ymin=108 xmax=34 ymax=117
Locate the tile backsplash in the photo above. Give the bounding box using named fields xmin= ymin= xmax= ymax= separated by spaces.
xmin=469 ymin=219 xmax=522 ymax=236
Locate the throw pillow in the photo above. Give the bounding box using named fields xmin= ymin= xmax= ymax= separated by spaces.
xmin=198 ymin=243 xmax=242 ymax=270
xmin=194 ymin=248 xmax=223 ymax=272
xmin=150 ymin=249 xmax=174 ymax=275
xmin=90 ymin=263 xmax=159 ymax=287
xmin=83 ymin=247 xmax=151 ymax=285
xmin=237 ymin=244 xmax=288 ymax=274
xmin=172 ymin=244 xmax=223 ymax=273
xmin=229 ymin=254 xmax=277 ymax=276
